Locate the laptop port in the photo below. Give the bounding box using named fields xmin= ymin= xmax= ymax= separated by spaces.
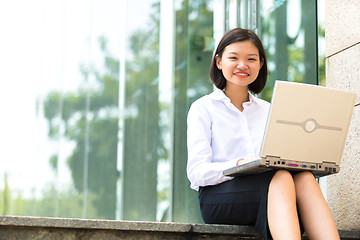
xmin=289 ymin=163 xmax=298 ymax=167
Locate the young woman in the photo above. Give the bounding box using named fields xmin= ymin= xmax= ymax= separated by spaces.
xmin=186 ymin=28 xmax=340 ymax=240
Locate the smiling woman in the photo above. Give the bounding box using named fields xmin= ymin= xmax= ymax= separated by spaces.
xmin=216 ymin=41 xmax=263 ymax=93
xmin=187 ymin=27 xmax=340 ymax=240
xmin=210 ymin=29 xmax=268 ymax=97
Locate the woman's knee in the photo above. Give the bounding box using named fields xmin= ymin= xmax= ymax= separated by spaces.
xmin=293 ymin=171 xmax=316 ymax=187
xmin=273 ymin=169 xmax=293 ymax=181
xmin=293 ymin=171 xmax=319 ymax=197
xmin=270 ymin=170 xmax=295 ymax=189
xmin=268 ymin=170 xmax=297 ymax=207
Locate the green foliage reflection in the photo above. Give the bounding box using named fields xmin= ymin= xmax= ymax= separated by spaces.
xmin=43 ymin=37 xmax=119 ymax=219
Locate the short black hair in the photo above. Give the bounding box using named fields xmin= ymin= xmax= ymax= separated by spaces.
xmin=209 ymin=28 xmax=268 ymax=94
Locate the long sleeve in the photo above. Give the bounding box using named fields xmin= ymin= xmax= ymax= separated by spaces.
xmin=186 ymin=101 xmax=235 ymax=190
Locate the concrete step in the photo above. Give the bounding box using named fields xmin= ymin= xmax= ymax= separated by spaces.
xmin=0 ymin=216 xmax=359 ymax=240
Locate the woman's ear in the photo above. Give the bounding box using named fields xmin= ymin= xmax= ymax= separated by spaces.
xmin=216 ymin=54 xmax=222 ymax=70
xmin=260 ymin=58 xmax=264 ymax=69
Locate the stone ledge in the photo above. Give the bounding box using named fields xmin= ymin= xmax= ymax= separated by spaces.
xmin=0 ymin=216 xmax=191 ymax=232
xmin=0 ymin=216 xmax=262 ymax=240
xmin=0 ymin=216 xmax=259 ymax=235
xmin=0 ymin=216 xmax=359 ymax=240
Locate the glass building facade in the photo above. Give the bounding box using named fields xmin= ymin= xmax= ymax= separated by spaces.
xmin=0 ymin=0 xmax=323 ymax=223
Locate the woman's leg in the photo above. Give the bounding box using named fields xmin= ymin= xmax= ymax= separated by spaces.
xmin=199 ymin=171 xmax=277 ymax=239
xmin=294 ymin=171 xmax=340 ymax=240
xmin=268 ymin=170 xmax=302 ymax=240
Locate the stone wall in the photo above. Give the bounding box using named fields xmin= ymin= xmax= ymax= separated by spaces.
xmin=325 ymin=0 xmax=360 ymax=230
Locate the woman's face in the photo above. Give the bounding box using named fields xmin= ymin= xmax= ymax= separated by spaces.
xmin=216 ymin=40 xmax=263 ymax=89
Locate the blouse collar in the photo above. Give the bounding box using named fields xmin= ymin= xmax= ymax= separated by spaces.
xmin=211 ymin=88 xmax=264 ymax=107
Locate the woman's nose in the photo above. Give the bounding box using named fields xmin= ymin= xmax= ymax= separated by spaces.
xmin=236 ymin=61 xmax=248 ymax=69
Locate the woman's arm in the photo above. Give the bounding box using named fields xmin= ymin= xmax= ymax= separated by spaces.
xmin=186 ymin=101 xmax=236 ymax=190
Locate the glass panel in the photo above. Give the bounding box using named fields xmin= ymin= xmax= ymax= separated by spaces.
xmin=120 ymin=0 xmax=160 ymax=221
xmin=317 ymin=0 xmax=325 ymax=86
xmin=171 ymin=0 xmax=214 ymax=223
xmin=0 ymin=0 xmax=122 ymax=219
xmin=253 ymin=0 xmax=318 ymax=101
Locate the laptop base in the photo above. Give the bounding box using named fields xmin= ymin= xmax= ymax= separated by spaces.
xmin=223 ymin=158 xmax=339 ymax=178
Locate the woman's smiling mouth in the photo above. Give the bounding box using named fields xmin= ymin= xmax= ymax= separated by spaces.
xmin=234 ymin=72 xmax=250 ymax=78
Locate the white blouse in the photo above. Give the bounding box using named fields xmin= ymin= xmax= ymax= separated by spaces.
xmin=186 ymin=88 xmax=270 ymax=190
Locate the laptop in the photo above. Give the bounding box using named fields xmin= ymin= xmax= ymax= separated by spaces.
xmin=223 ymin=80 xmax=356 ymax=178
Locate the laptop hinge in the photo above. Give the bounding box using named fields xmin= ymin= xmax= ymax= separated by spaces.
xmin=265 ymin=155 xmax=281 ymax=161
xmin=321 ymin=161 xmax=337 ymax=166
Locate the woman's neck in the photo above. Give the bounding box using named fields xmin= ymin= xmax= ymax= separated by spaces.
xmin=224 ymin=86 xmax=249 ymax=111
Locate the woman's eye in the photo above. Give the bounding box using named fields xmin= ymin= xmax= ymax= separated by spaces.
xmin=249 ymin=58 xmax=257 ymax=61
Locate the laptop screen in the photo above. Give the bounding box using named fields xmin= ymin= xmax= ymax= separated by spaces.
xmin=260 ymin=81 xmax=355 ymax=165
